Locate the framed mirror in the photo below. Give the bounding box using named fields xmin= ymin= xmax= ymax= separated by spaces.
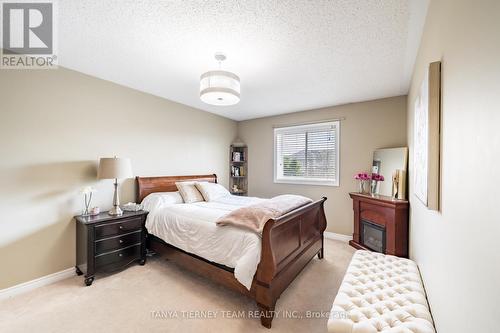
xmin=372 ymin=147 xmax=408 ymax=198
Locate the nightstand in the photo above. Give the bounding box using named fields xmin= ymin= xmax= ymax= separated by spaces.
xmin=75 ymin=210 xmax=148 ymax=286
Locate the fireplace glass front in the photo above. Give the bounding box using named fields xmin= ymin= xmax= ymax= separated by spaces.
xmin=360 ymin=220 xmax=386 ymax=253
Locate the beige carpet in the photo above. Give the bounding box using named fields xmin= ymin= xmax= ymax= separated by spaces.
xmin=0 ymin=239 xmax=355 ymax=333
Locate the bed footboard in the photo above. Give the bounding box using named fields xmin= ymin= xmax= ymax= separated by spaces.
xmin=256 ymin=197 xmax=327 ymax=328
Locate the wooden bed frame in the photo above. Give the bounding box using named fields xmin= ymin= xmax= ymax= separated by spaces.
xmin=136 ymin=174 xmax=327 ymax=328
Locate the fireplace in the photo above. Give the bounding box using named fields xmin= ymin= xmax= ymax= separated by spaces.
xmin=349 ymin=193 xmax=409 ymax=257
xmin=360 ymin=219 xmax=386 ymax=253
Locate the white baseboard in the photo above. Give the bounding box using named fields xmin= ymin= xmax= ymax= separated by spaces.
xmin=0 ymin=267 xmax=75 ymax=300
xmin=324 ymin=231 xmax=352 ymax=242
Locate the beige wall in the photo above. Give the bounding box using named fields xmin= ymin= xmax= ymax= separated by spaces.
xmin=0 ymin=68 xmax=237 ymax=289
xmin=238 ymin=96 xmax=407 ymax=236
xmin=407 ymin=0 xmax=500 ymax=332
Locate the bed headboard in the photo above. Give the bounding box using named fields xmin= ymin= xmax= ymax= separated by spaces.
xmin=136 ymin=174 xmax=217 ymax=203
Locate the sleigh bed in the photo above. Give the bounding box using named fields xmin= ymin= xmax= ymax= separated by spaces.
xmin=136 ymin=174 xmax=327 ymax=328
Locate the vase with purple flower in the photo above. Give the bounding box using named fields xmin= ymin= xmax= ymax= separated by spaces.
xmin=354 ymin=172 xmax=371 ymax=194
xmin=370 ymin=173 xmax=385 ymax=195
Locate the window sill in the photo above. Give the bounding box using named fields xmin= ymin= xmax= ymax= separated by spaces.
xmin=273 ymin=178 xmax=339 ymax=187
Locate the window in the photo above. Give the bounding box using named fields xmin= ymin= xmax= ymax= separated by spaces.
xmin=274 ymin=121 xmax=339 ymax=186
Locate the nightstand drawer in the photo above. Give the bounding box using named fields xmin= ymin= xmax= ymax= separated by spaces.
xmin=95 ymin=245 xmax=141 ymax=270
xmin=94 ymin=218 xmax=143 ymax=239
xmin=95 ymin=231 xmax=141 ymax=255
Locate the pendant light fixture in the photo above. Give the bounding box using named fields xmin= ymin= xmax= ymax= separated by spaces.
xmin=200 ymin=53 xmax=240 ymax=106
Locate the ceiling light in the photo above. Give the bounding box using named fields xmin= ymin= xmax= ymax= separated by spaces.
xmin=200 ymin=53 xmax=240 ymax=106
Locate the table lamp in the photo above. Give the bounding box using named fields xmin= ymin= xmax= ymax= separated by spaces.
xmin=97 ymin=157 xmax=133 ymax=216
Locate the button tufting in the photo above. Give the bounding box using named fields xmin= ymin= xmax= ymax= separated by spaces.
xmin=327 ymin=250 xmax=435 ymax=333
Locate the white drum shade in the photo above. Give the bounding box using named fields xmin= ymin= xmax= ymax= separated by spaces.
xmin=97 ymin=157 xmax=133 ymax=180
xmin=200 ymin=70 xmax=240 ymax=106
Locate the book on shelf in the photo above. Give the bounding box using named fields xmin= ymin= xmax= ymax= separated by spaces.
xmin=231 ymin=165 xmax=246 ymax=177
xmin=232 ymin=151 xmax=245 ymax=162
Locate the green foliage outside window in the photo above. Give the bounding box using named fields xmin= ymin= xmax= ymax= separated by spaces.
xmin=283 ymin=156 xmax=302 ymax=176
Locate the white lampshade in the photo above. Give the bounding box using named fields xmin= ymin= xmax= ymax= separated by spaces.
xmin=200 ymin=70 xmax=240 ymax=106
xmin=97 ymin=157 xmax=133 ymax=180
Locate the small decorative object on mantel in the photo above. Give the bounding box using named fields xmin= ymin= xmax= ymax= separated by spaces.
xmin=370 ymin=173 xmax=385 ymax=196
xmin=354 ymin=172 xmax=371 ymax=194
xmin=392 ymin=169 xmax=407 ymax=200
xmin=80 ymin=186 xmax=97 ymax=216
xmin=392 ymin=171 xmax=399 ymax=199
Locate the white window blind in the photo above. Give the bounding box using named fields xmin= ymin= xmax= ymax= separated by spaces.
xmin=274 ymin=121 xmax=339 ymax=186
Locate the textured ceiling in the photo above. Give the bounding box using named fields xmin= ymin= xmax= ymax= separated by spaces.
xmin=59 ymin=1 xmax=429 ymax=121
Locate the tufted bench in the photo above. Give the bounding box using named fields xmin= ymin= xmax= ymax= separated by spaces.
xmin=328 ymin=250 xmax=435 ymax=333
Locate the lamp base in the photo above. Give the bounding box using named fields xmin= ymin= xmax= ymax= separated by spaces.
xmin=108 ymin=206 xmax=123 ymax=216
xmin=108 ymin=178 xmax=122 ymax=216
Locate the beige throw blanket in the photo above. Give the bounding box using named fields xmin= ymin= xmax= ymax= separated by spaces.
xmin=216 ymin=195 xmax=313 ymax=234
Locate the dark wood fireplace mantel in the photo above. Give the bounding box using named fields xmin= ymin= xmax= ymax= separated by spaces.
xmin=349 ymin=192 xmax=409 ymax=258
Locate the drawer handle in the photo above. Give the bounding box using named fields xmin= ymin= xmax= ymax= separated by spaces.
xmin=119 ymin=239 xmax=124 ymax=244
xmin=119 ymin=225 xmax=124 ymax=230
xmin=119 ymin=253 xmax=123 ymax=257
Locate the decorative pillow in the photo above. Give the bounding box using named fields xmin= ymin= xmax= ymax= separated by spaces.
xmin=175 ymin=181 xmax=205 ymax=203
xmin=141 ymin=191 xmax=183 ymax=212
xmin=195 ymin=182 xmax=231 ymax=201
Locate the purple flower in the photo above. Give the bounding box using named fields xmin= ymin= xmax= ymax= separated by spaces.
xmin=354 ymin=172 xmax=371 ymax=181
xmin=371 ymin=173 xmax=384 ymax=181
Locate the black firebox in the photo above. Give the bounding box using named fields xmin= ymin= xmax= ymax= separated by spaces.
xmin=360 ymin=219 xmax=386 ymax=253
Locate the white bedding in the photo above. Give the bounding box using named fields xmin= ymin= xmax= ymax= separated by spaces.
xmin=145 ymin=195 xmax=265 ymax=290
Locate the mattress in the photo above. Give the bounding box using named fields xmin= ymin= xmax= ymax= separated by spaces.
xmin=145 ymin=195 xmax=265 ymax=290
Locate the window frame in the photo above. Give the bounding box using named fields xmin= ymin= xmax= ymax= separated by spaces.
xmin=273 ymin=120 xmax=340 ymax=187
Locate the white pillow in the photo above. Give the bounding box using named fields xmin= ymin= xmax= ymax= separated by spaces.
xmin=141 ymin=191 xmax=183 ymax=212
xmin=175 ymin=181 xmax=205 ymax=203
xmin=195 ymin=182 xmax=231 ymax=201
